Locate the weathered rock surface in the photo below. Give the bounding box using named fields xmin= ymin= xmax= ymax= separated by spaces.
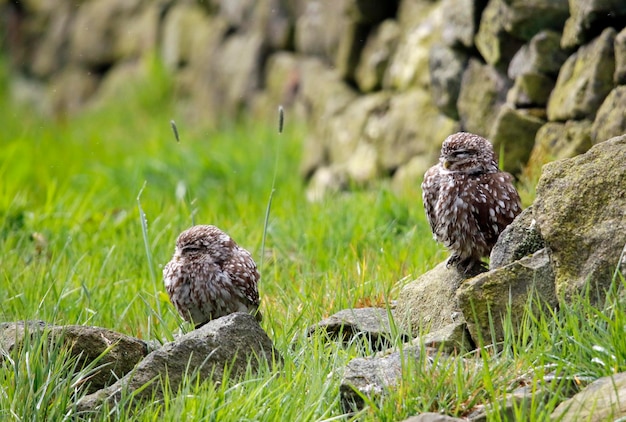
xmin=561 ymin=0 xmax=626 ymax=49
xmin=590 ymin=85 xmax=626 ymax=144
xmin=416 ymin=321 xmax=474 ymax=353
xmin=526 ymin=119 xmax=592 ymax=169
xmin=489 ymin=206 xmax=545 ymax=269
xmin=401 ymin=413 xmax=464 ymax=422
xmin=355 ymin=20 xmax=401 ymax=93
xmin=75 ymin=313 xmax=279 ymax=413
xmin=395 ymin=261 xmax=465 ymax=336
xmin=551 ymin=372 xmax=626 ymax=421
xmin=534 ymin=135 xmax=626 ymax=302
xmin=0 ymin=321 xmax=149 ymax=394
xmin=489 ymin=105 xmax=545 ymax=173
xmin=307 ymin=307 xmax=408 ymax=351
xmin=547 ymin=27 xmax=616 ymax=122
xmin=457 ymin=249 xmax=556 ymax=345
xmin=340 ymin=345 xmax=438 ymax=412
xmin=457 ymin=59 xmax=511 ymax=137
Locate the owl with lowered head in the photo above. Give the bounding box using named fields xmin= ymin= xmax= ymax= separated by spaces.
xmin=421 ymin=132 xmax=522 ymax=275
xmin=163 ymin=225 xmax=261 ymax=328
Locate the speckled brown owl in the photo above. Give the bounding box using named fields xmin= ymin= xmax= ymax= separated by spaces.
xmin=163 ymin=225 xmax=261 ymax=328
xmin=422 ymin=132 xmax=522 ymax=275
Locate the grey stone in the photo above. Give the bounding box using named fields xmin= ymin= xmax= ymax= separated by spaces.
xmin=326 ymin=92 xmax=391 ymax=165
xmin=508 ymin=30 xmax=569 ymax=79
xmin=395 ymin=261 xmax=465 ymax=337
xmin=47 ymin=66 xmax=99 ymax=116
xmin=551 ymin=372 xmax=626 ymax=421
xmin=371 ymin=89 xmax=459 ymax=174
xmin=534 ymin=135 xmax=626 ymax=303
xmin=340 ymin=344 xmax=438 ymax=412
xmin=615 ymin=27 xmax=626 ymax=84
xmin=307 ymin=307 xmax=409 ymax=351
xmin=401 ymin=413 xmax=465 ymax=422
xmin=499 ymin=0 xmax=569 ymax=41
xmin=209 ymin=32 xmax=266 ymax=118
xmin=526 ymin=120 xmax=592 ymax=169
xmin=457 ymin=59 xmax=512 ymax=137
xmin=384 ymin=1 xmax=443 ymax=90
xmin=30 ymin=2 xmax=73 ymax=77
xmin=75 ymin=313 xmax=279 ymax=413
xmin=457 ymin=249 xmax=557 ymax=345
xmin=160 ymin=3 xmax=213 ymax=71
xmin=490 ymin=206 xmax=545 ymax=269
xmin=561 ymin=0 xmax=626 ymax=49
xmin=346 ymin=0 xmax=398 ymax=25
xmin=547 ymin=27 xmax=616 ymax=122
xmin=591 ymin=85 xmax=626 ymax=144
xmin=429 ymin=44 xmax=469 ymax=119
xmin=305 ymin=166 xmax=349 ymax=202
xmin=506 ymin=72 xmax=555 ymax=107
xmin=441 ymin=0 xmax=487 ymax=49
xmin=417 ymin=321 xmax=474 ymax=353
xmin=488 ymin=105 xmax=545 ymax=174
xmin=335 ymin=22 xmax=373 ymax=84
xmin=391 ymin=153 xmax=441 ymax=194
xmin=295 ymin=56 xmax=357 ymax=126
xmin=294 ymin=0 xmax=349 ymax=64
xmin=474 ymin=0 xmax=524 ymax=67
xmin=355 ymin=20 xmax=401 ymax=93
xmin=69 ymin=0 xmax=148 ymax=67
xmin=0 ymin=321 xmax=149 ymax=394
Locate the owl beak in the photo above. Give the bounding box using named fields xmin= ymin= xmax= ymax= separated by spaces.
xmin=443 ymin=160 xmax=451 ymax=169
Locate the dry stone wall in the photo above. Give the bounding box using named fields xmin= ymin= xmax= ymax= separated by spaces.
xmin=2 ymin=0 xmax=626 ymax=195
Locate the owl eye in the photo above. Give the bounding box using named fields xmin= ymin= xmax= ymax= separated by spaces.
xmin=452 ymin=149 xmax=474 ymax=159
xmin=182 ymin=244 xmax=202 ymax=253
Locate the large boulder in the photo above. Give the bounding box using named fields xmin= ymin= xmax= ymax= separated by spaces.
xmin=457 ymin=59 xmax=511 ymax=137
xmin=489 ymin=206 xmax=545 ymax=269
xmin=561 ymin=0 xmax=626 ymax=49
xmin=306 ymin=307 xmax=409 ymax=351
xmin=590 ymin=85 xmax=626 ymax=144
xmin=355 ymin=20 xmax=401 ymax=93
xmin=456 ymin=249 xmax=556 ymax=345
xmin=395 ymin=261 xmax=465 ymax=336
xmin=551 ymin=372 xmax=626 ymax=421
xmin=488 ymin=104 xmax=545 ymax=174
xmin=75 ymin=313 xmax=279 ymax=414
xmin=547 ymin=28 xmax=616 ymax=122
xmin=533 ymin=135 xmax=626 ymax=302
xmin=526 ymin=120 xmax=592 ymax=169
xmin=0 ymin=321 xmax=149 ymax=394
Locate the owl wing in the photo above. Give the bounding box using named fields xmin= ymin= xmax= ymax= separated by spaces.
xmin=421 ymin=165 xmax=442 ymax=236
xmin=471 ymin=172 xmax=522 ymax=247
xmin=222 ymin=247 xmax=261 ymax=307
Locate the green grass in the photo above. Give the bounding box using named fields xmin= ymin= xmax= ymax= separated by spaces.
xmin=1 ymin=55 xmax=625 ymax=421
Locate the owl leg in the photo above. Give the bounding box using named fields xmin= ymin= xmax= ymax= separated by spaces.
xmin=460 ymin=258 xmax=487 ymax=276
xmin=446 ymin=254 xmax=460 ymax=269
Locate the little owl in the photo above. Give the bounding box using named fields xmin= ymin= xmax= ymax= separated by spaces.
xmin=422 ymin=132 xmax=522 ymax=275
xmin=163 ymin=225 xmax=261 ymax=328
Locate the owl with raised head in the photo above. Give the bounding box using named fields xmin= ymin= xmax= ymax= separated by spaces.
xmin=163 ymin=225 xmax=261 ymax=328
xmin=421 ymin=132 xmax=522 ymax=275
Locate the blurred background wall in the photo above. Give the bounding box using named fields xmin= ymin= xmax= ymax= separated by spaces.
xmin=1 ymin=0 xmax=625 ymax=195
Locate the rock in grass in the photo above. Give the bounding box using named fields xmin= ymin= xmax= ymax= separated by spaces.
xmin=306 ymin=307 xmax=409 ymax=351
xmin=340 ymin=344 xmax=439 ymax=413
xmin=533 ymin=134 xmax=626 ymax=303
xmin=551 ymin=372 xmax=626 ymax=421
xmin=74 ymin=313 xmax=280 ymax=414
xmin=0 ymin=320 xmax=150 ymax=393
